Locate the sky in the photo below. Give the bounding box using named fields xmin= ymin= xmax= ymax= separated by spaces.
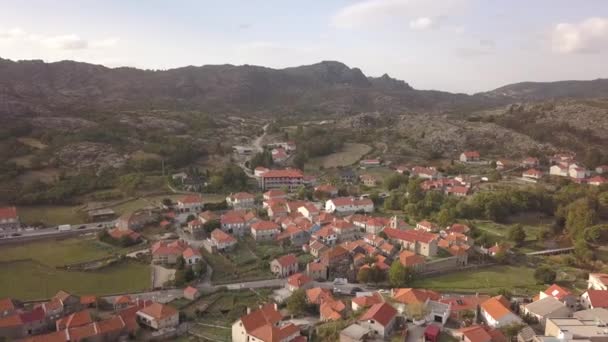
xmin=1 ymin=0 xmax=608 ymax=93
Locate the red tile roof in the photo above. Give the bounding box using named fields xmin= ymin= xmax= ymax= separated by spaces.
xmin=359 ymin=303 xmax=397 ymax=327
xmin=393 ymin=288 xmax=440 ymax=305
xmin=240 ymin=303 xmax=283 ymax=335
xmin=287 ymin=273 xmax=312 ymax=288
xmin=0 ymin=206 xmax=17 ymax=220
xmin=182 ymin=247 xmax=201 ymax=258
xmin=211 ymin=229 xmax=237 ymax=244
xmin=480 ymin=296 xmax=513 ymax=320
xmin=459 ymin=325 xmax=492 ymax=342
xmin=275 ymin=254 xmax=298 ymax=267
xmin=0 ymin=313 xmax=22 ymax=328
xmin=306 ymin=288 xmax=333 ymax=304
xmin=0 ymin=298 xmax=16 ymax=312
xmin=352 ymin=292 xmax=384 ymax=308
xmin=463 ymin=151 xmax=480 ymax=158
xmin=138 ymin=302 xmax=178 ymax=320
xmin=232 ymin=192 xmax=255 ymax=200
xmin=383 ymin=228 xmax=438 ymax=244
xmin=262 ymin=169 xmax=304 ymax=178
xmin=252 ymin=220 xmax=280 ymax=231
xmin=97 ymin=315 xmax=126 ymax=334
xmin=399 ymin=250 xmax=425 ymax=267
xmin=184 ymin=286 xmax=199 ymax=297
xmin=586 ymin=290 xmax=608 ymax=308
xmin=80 ymin=295 xmax=97 ymax=306
xmin=56 ymin=310 xmax=92 ymax=330
xmin=180 ymin=194 xmax=203 ymax=204
xmin=544 ymin=284 xmax=572 ymax=300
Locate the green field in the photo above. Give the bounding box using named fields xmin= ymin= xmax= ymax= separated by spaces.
xmin=0 ymin=236 xmax=149 ymax=300
xmin=0 ymin=260 xmax=149 ymax=301
xmin=412 ymin=265 xmax=543 ymax=295
xmin=19 ymin=205 xmax=86 ymax=226
xmin=308 ymin=143 xmax=372 ymax=169
xmin=0 ymin=236 xmax=127 ymax=267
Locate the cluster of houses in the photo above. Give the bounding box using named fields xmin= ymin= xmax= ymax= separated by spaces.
xmin=515 ymin=153 xmax=608 ymax=186
xmin=229 ymin=272 xmax=608 ymax=342
xmin=0 ymin=291 xmax=179 ymax=341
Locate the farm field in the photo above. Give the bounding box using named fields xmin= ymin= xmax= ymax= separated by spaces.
xmin=19 ymin=205 xmax=86 ymax=226
xmin=308 ymin=143 xmax=371 ymax=169
xmin=0 ymin=236 xmax=128 ymax=267
xmin=412 ymin=265 xmax=543 ymax=295
xmin=0 ymin=260 xmax=149 ymax=301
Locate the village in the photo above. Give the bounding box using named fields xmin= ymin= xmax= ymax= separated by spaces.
xmin=0 ymin=136 xmax=607 ymax=342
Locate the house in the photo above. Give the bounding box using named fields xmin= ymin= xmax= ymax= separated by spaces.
xmin=306 ymin=262 xmax=328 ymax=280
xmin=360 ymin=159 xmax=381 ymax=168
xmin=320 ymin=298 xmax=347 ymax=322
xmin=352 ymin=292 xmax=384 ymax=312
xmin=184 ymin=286 xmax=200 ymax=300
xmin=383 ymin=228 xmax=439 ymax=257
xmin=399 ymin=250 xmax=426 ymax=270
xmin=522 ymin=296 xmax=572 ymax=327
xmin=151 ymin=239 xmax=189 ymax=265
xmin=0 ymin=206 xmax=19 ymax=232
xmin=312 ymin=226 xmax=338 ymax=246
xmin=177 ymin=194 xmax=204 ymax=213
xmin=596 ymin=165 xmax=608 ymax=174
xmin=416 ymin=220 xmax=438 ymax=232
xmin=272 ymin=148 xmax=289 ymax=163
xmin=588 ymin=176 xmax=607 ymax=186
xmin=116 ymin=210 xmax=158 ymax=231
xmin=543 ymin=315 xmax=608 ymax=341
xmin=321 ymin=246 xmax=351 ymax=279
xmin=251 ymin=220 xmax=280 ymax=241
xmin=549 ymin=163 xmax=569 ymax=177
xmin=286 ymin=273 xmax=313 ymax=292
xmin=56 ymin=310 xmax=92 ymax=330
xmin=309 ymin=240 xmax=329 ymax=257
xmin=358 ymin=303 xmax=398 ymax=339
xmin=581 ymin=289 xmax=608 ymax=309
xmin=588 ymin=273 xmax=608 ymax=290
xmin=226 ymin=192 xmax=256 ymax=209
xmin=186 ymin=219 xmax=204 ymax=237
xmin=136 ymin=302 xmax=179 ymax=330
xmin=439 ymin=294 xmax=491 ymax=321
xmin=276 ymin=225 xmax=310 ymax=247
xmin=270 ymin=254 xmax=298 ymax=277
xmin=522 ymin=157 xmax=540 ymax=168
xmin=458 ymin=325 xmax=507 ymax=342
xmin=339 ymin=168 xmax=357 ymax=183
xmin=264 ymin=189 xmax=288 ymax=203
xmin=209 ymin=229 xmax=237 ymax=252
xmin=392 ymin=288 xmax=440 ymax=306
xmin=231 ymin=303 xmax=301 ymax=342
xmin=315 ymin=184 xmax=339 ymax=198
xmin=0 ymin=307 xmax=46 ymax=340
xmin=306 ymin=287 xmax=334 ymax=305
xmin=480 ymin=296 xmax=522 ymax=328
xmin=330 ymin=220 xmax=358 ymax=242
xmin=259 ymin=169 xmax=304 ymax=191
xmin=359 ymin=174 xmax=378 ymax=187
xmin=220 ymin=211 xmax=247 ymax=236
xmin=411 ymin=166 xmax=440 ymax=180
xmin=107 ymin=228 xmax=142 ymax=243
xmin=540 ymin=284 xmax=578 ymax=309
xmin=523 ymin=168 xmax=543 ymax=180
xmin=298 ymin=203 xmax=320 ymax=221
xmin=325 ymin=197 xmax=374 ymax=215
xmin=569 ymin=164 xmax=588 ymax=179
xmin=182 ymin=247 xmax=202 ymax=265
xmin=445 ymin=185 xmax=470 ymax=197
xmin=460 ymin=151 xmax=480 ymax=163
xmin=53 ymin=290 xmax=81 ymax=314
xmin=254 ymin=166 xmax=269 ymax=177
xmin=340 ymin=324 xmax=371 ymax=342
xmin=496 ymin=160 xmax=508 ymax=170
xmin=113 ymin=295 xmax=133 ymax=311
xmin=446 ymin=223 xmax=470 ymax=235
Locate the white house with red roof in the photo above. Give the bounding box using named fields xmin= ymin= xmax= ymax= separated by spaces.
xmin=182 ymin=247 xmax=202 ymax=265
xmin=411 ymin=166 xmax=440 ymax=180
xmin=550 ymin=163 xmax=570 ymax=177
xmin=383 ymin=228 xmax=438 ymax=257
xmin=325 ymin=197 xmax=374 ymax=215
xmin=271 ymin=148 xmax=289 ymax=163
xmin=357 ymin=302 xmax=398 ymax=339
xmin=231 ymin=303 xmax=301 ymax=342
xmin=251 ymin=220 xmax=280 ymax=241
xmin=297 ymin=203 xmax=320 ymax=220
xmin=254 ymin=166 xmax=269 ymax=178
xmin=523 ymin=168 xmax=544 ymax=180
xmin=286 ymin=273 xmax=313 ymax=292
xmin=259 ymin=169 xmax=304 ymax=191
xmin=480 ymin=296 xmax=522 ymax=328
xmin=270 ymin=254 xmax=298 ymax=277
xmin=314 ymin=184 xmax=338 ymax=198
xmin=177 ymin=194 xmax=204 ymax=213
xmin=0 ymin=206 xmax=19 ymax=232
xmin=460 ymin=151 xmax=480 ymax=163
xmin=136 ymin=302 xmax=179 ymax=330
xmin=540 ymin=284 xmax=578 ymax=309
xmin=588 ymin=176 xmax=607 ymax=186
xmin=209 ymin=229 xmax=237 ymax=252
xmin=416 ymin=220 xmax=439 ymax=232
xmin=588 ymin=273 xmax=608 ymax=290
xmin=151 ymin=240 xmax=189 ymax=265
xmin=360 ymin=159 xmax=381 ymax=168
xmin=226 ymin=192 xmax=256 ymax=209
xmin=522 ymin=157 xmax=540 ymax=168
xmin=263 ymin=189 xmax=287 ymax=201
xmin=581 ymin=290 xmax=608 ymax=310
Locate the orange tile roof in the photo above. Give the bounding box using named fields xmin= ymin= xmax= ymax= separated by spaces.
xmin=0 ymin=313 xmax=23 ymax=328
xmin=399 ymin=250 xmax=425 ymax=267
xmin=359 ymin=303 xmax=397 ymax=327
xmin=252 ymin=220 xmax=280 ymax=231
xmin=249 ymin=322 xmax=300 ymax=342
xmin=180 ymin=194 xmax=203 ymax=204
xmin=20 ymin=330 xmax=69 ymax=342
xmin=480 ymin=296 xmax=513 ymax=320
xmin=544 ymin=284 xmax=572 ymax=300
xmin=352 ymin=292 xmax=383 ymax=308
xmin=97 ymin=315 xmax=126 ymax=334
xmin=306 ymin=288 xmax=333 ymax=304
xmin=184 ymin=286 xmax=199 ymax=297
xmin=114 ymin=295 xmax=132 ymax=305
xmin=320 ymin=299 xmax=345 ymax=321
xmin=275 ymin=254 xmax=298 ymax=267
xmin=182 ymin=247 xmax=201 ymax=258
xmin=459 ymin=325 xmax=492 ymax=342
xmin=240 ymin=303 xmax=283 ymax=334
xmin=287 ymin=273 xmax=312 ymax=288
xmin=56 ymin=310 xmax=92 ymax=330
xmin=138 ymin=302 xmax=178 ymax=320
xmin=393 ymin=288 xmax=440 ymax=305
xmin=80 ymin=295 xmax=97 ymax=306
xmin=67 ymin=322 xmax=99 ymax=341
xmin=0 ymin=206 xmax=17 ymax=220
xmin=211 ymin=229 xmax=237 ymax=244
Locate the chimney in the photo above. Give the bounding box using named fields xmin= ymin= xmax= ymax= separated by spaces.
xmin=246 ymin=307 xmax=251 ymax=314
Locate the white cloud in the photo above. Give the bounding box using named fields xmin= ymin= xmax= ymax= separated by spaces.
xmin=331 ymin=0 xmax=467 ymax=29
xmin=552 ymin=17 xmax=608 ymax=53
xmin=409 ymin=17 xmax=436 ymax=30
xmin=42 ymin=34 xmax=88 ymax=50
xmin=90 ymin=38 xmax=119 ymax=48
xmin=0 ymin=27 xmax=26 ymax=39
xmin=455 ymin=39 xmax=496 ymax=58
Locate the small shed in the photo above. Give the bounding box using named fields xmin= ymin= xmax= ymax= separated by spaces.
xmin=424 ymin=324 xmax=440 ymax=342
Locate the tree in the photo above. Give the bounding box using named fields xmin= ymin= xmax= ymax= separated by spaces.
xmin=357 ymin=267 xmax=370 ymax=284
xmin=161 ymin=198 xmax=173 ymax=207
xmin=286 ymin=289 xmax=308 ymax=316
xmin=566 ymin=198 xmax=599 ymax=238
xmin=176 ymin=256 xmax=186 ymax=270
xmin=534 ymin=265 xmax=557 ymax=284
xmin=574 ymin=238 xmax=594 ymax=262
xmin=389 ymin=261 xmax=414 ymax=287
xmin=184 ymin=267 xmax=195 ymax=282
xmin=508 ymin=224 xmax=526 ymax=247
xmin=192 ymin=260 xmax=207 ymax=277
xmin=384 ymin=174 xmax=408 ymax=191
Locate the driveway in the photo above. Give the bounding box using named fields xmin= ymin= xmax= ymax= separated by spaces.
xmin=152 ymin=265 xmax=176 ymax=288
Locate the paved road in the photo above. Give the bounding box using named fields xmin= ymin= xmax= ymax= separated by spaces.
xmin=0 ymin=220 xmax=116 ymax=244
